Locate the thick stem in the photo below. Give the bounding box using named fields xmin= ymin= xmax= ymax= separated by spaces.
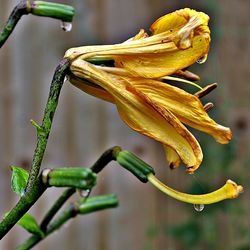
xmin=0 ymin=176 xmax=47 ymax=239
xmin=0 ymin=60 xmax=69 ymax=239
xmin=26 ymin=59 xmax=69 ymax=191
xmin=0 ymin=1 xmax=28 ymax=48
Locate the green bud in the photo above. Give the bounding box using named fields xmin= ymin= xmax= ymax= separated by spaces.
xmin=31 ymin=1 xmax=75 ymax=22
xmin=46 ymin=168 xmax=96 ymax=189
xmin=116 ymin=150 xmax=155 ymax=183
xmin=78 ymin=194 xmax=118 ymax=214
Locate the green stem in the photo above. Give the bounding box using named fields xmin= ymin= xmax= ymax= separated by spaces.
xmin=26 ymin=59 xmax=69 ymax=191
xmin=0 ymin=176 xmax=47 ymax=239
xmin=0 ymin=59 xmax=69 ymax=239
xmin=17 ymin=194 xmax=118 ymax=250
xmin=16 ymin=203 xmax=77 ymax=250
xmin=40 ymin=187 xmax=75 ymax=231
xmin=0 ymin=1 xmax=27 ymax=48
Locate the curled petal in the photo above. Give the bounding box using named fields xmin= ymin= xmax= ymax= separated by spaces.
xmin=128 ymin=78 xmax=232 ymax=144
xmin=65 ymin=8 xmax=210 ymax=78
xmin=115 ymin=35 xmax=210 ymax=78
xmin=70 ymin=60 xmax=203 ymax=171
xmin=148 ymin=173 xmax=243 ymax=204
xmin=150 ymin=8 xmax=210 ymax=40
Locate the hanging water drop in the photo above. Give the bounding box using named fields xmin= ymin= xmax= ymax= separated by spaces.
xmin=196 ymin=54 xmax=207 ymax=64
xmin=193 ymin=204 xmax=205 ymax=212
xmin=61 ymin=21 xmax=72 ymax=32
xmin=77 ymin=189 xmax=90 ymax=198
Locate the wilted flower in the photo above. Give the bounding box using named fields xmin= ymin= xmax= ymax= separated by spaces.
xmin=64 ymin=8 xmax=243 ymax=204
xmin=65 ymin=8 xmax=231 ymax=173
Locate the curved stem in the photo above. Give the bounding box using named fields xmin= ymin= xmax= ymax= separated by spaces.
xmin=26 ymin=59 xmax=69 ymax=191
xmin=0 ymin=1 xmax=28 ymax=48
xmin=91 ymin=146 xmax=121 ymax=173
xmin=40 ymin=187 xmax=75 ymax=231
xmin=148 ymin=173 xmax=243 ymax=204
xmin=0 ymin=59 xmax=69 ymax=239
xmin=0 ymin=1 xmax=75 ymax=48
xmin=16 ymin=203 xmax=78 ymax=250
xmin=17 ymin=194 xmax=118 ymax=250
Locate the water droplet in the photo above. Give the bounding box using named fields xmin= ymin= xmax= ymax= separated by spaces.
xmin=63 ymin=77 xmax=68 ymax=84
xmin=196 ymin=54 xmax=207 ymax=64
xmin=77 ymin=189 xmax=90 ymax=198
xmin=193 ymin=204 xmax=205 ymax=212
xmin=61 ymin=21 xmax=72 ymax=32
xmin=20 ymin=190 xmax=25 ymax=197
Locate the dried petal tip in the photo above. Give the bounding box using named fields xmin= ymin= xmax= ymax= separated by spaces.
xmin=169 ymin=162 xmax=177 ymax=170
xmin=226 ymin=180 xmax=244 ymax=199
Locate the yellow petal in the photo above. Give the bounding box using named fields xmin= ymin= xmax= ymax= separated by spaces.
xmin=71 ymin=60 xmax=203 ymax=171
xmin=150 ymin=8 xmax=210 ymax=37
xmin=148 ymin=173 xmax=243 ymax=204
xmin=128 ymin=78 xmax=232 ymax=144
xmin=124 ymin=29 xmax=149 ymax=42
xmin=163 ymin=145 xmax=182 ymax=169
xmin=65 ymin=8 xmax=210 ymax=78
xmin=114 ymin=35 xmax=209 ymax=78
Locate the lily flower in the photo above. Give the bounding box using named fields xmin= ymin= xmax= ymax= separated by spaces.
xmin=65 ymin=8 xmax=232 ymax=174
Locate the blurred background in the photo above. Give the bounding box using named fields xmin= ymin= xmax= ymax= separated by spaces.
xmin=0 ymin=0 xmax=249 ymax=249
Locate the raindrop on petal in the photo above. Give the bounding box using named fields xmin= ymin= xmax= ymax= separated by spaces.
xmin=61 ymin=21 xmax=72 ymax=32
xmin=193 ymin=204 xmax=205 ymax=212
xmin=196 ymin=54 xmax=207 ymax=64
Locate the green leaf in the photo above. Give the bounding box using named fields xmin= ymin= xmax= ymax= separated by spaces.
xmin=18 ymin=213 xmax=44 ymax=237
xmin=11 ymin=166 xmax=29 ymax=196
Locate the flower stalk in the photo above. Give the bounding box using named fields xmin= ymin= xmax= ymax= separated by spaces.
xmin=26 ymin=59 xmax=70 ymax=191
xmin=147 ymin=173 xmax=243 ymax=204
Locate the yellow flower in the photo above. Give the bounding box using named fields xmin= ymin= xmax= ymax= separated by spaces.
xmin=64 ymin=8 xmax=243 ymax=205
xmin=65 ymin=8 xmax=211 ymax=79
xmin=65 ymin=8 xmax=231 ymax=173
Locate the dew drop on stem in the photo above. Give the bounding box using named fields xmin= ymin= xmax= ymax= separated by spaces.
xmin=77 ymin=189 xmax=90 ymax=198
xmin=193 ymin=204 xmax=205 ymax=212
xmin=61 ymin=21 xmax=72 ymax=32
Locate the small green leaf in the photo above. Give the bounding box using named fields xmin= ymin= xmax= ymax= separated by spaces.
xmin=18 ymin=213 xmax=44 ymax=237
xmin=11 ymin=166 xmax=29 ymax=196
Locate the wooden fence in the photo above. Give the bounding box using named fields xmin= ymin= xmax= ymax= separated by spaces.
xmin=0 ymin=0 xmax=249 ymax=249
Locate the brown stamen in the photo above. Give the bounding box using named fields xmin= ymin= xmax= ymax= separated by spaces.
xmin=195 ymin=83 xmax=217 ymax=98
xmin=203 ymin=102 xmax=214 ymax=112
xmin=175 ymin=70 xmax=200 ymax=81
